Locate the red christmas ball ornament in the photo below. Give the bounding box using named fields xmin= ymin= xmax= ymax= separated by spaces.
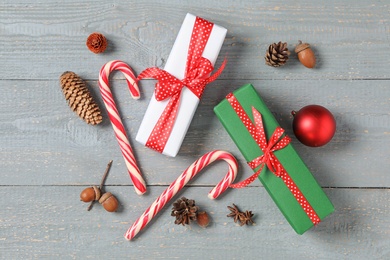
xmin=292 ymin=105 xmax=336 ymax=147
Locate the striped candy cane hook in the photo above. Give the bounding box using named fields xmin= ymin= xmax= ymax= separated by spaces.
xmin=98 ymin=60 xmax=146 ymax=195
xmin=125 ymin=150 xmax=238 ymax=240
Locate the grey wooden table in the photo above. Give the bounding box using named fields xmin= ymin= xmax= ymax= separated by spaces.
xmin=1 ymin=0 xmax=389 ymax=259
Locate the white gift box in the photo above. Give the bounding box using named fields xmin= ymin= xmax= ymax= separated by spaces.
xmin=136 ymin=13 xmax=227 ymax=157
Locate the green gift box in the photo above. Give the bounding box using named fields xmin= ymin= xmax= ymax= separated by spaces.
xmin=214 ymin=83 xmax=334 ymax=234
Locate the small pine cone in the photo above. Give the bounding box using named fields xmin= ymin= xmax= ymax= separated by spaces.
xmin=171 ymin=197 xmax=199 ymax=226
xmin=59 ymin=71 xmax=103 ymax=125
xmin=264 ymin=42 xmax=290 ymax=67
xmin=86 ymin=33 xmax=107 ymax=54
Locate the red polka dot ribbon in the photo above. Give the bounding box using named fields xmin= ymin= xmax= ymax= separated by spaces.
xmin=227 ymin=93 xmax=320 ymax=225
xmin=137 ymin=16 xmax=227 ymax=153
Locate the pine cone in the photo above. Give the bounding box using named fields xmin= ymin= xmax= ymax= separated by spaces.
xmin=171 ymin=197 xmax=199 ymax=226
xmin=264 ymin=42 xmax=290 ymax=67
xmin=59 ymin=71 xmax=103 ymax=125
xmin=86 ymin=33 xmax=107 ymax=54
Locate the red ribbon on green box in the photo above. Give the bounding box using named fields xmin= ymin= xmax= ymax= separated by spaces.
xmin=226 ymin=93 xmax=320 ymax=225
xmin=214 ymin=84 xmax=334 ymax=234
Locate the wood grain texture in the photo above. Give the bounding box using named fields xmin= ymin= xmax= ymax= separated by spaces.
xmin=0 ymin=186 xmax=389 ymax=259
xmin=0 ymin=0 xmax=389 ymax=258
xmin=0 ymin=79 xmax=389 ymax=187
xmin=0 ymin=0 xmax=389 ymax=80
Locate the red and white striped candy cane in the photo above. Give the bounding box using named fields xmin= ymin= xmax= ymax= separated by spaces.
xmin=99 ymin=60 xmax=146 ymax=195
xmin=124 ymin=150 xmax=238 ymax=240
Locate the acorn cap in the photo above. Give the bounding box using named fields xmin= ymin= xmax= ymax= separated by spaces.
xmin=99 ymin=192 xmax=112 ymax=203
xmin=295 ymin=41 xmax=310 ymax=53
xmin=92 ymin=185 xmax=101 ymax=201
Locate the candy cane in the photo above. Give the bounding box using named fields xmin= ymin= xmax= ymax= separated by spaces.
xmin=99 ymin=60 xmax=146 ymax=195
xmin=124 ymin=150 xmax=238 ymax=240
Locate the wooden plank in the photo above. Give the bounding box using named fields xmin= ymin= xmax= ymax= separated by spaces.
xmin=0 ymin=186 xmax=389 ymax=259
xmin=0 ymin=0 xmax=389 ymax=80
xmin=1 ymin=0 xmax=390 ymax=259
xmin=0 ymin=79 xmax=389 ymax=187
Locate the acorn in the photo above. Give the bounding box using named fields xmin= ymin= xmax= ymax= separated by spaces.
xmin=196 ymin=211 xmax=210 ymax=228
xmin=99 ymin=192 xmax=118 ymax=212
xmin=295 ymin=41 xmax=316 ymax=68
xmin=80 ymin=186 xmax=101 ymax=202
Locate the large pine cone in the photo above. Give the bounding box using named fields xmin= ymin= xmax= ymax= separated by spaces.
xmin=264 ymin=42 xmax=290 ymax=67
xmin=171 ymin=197 xmax=199 ymax=225
xmin=59 ymin=71 xmax=103 ymax=125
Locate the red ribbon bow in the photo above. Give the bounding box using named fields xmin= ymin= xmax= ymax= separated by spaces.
xmin=136 ymin=16 xmax=226 ymax=153
xmin=229 ymin=107 xmax=291 ymax=188
xmin=138 ymin=56 xmax=226 ymax=102
xmin=227 ymin=94 xmax=321 ymax=225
